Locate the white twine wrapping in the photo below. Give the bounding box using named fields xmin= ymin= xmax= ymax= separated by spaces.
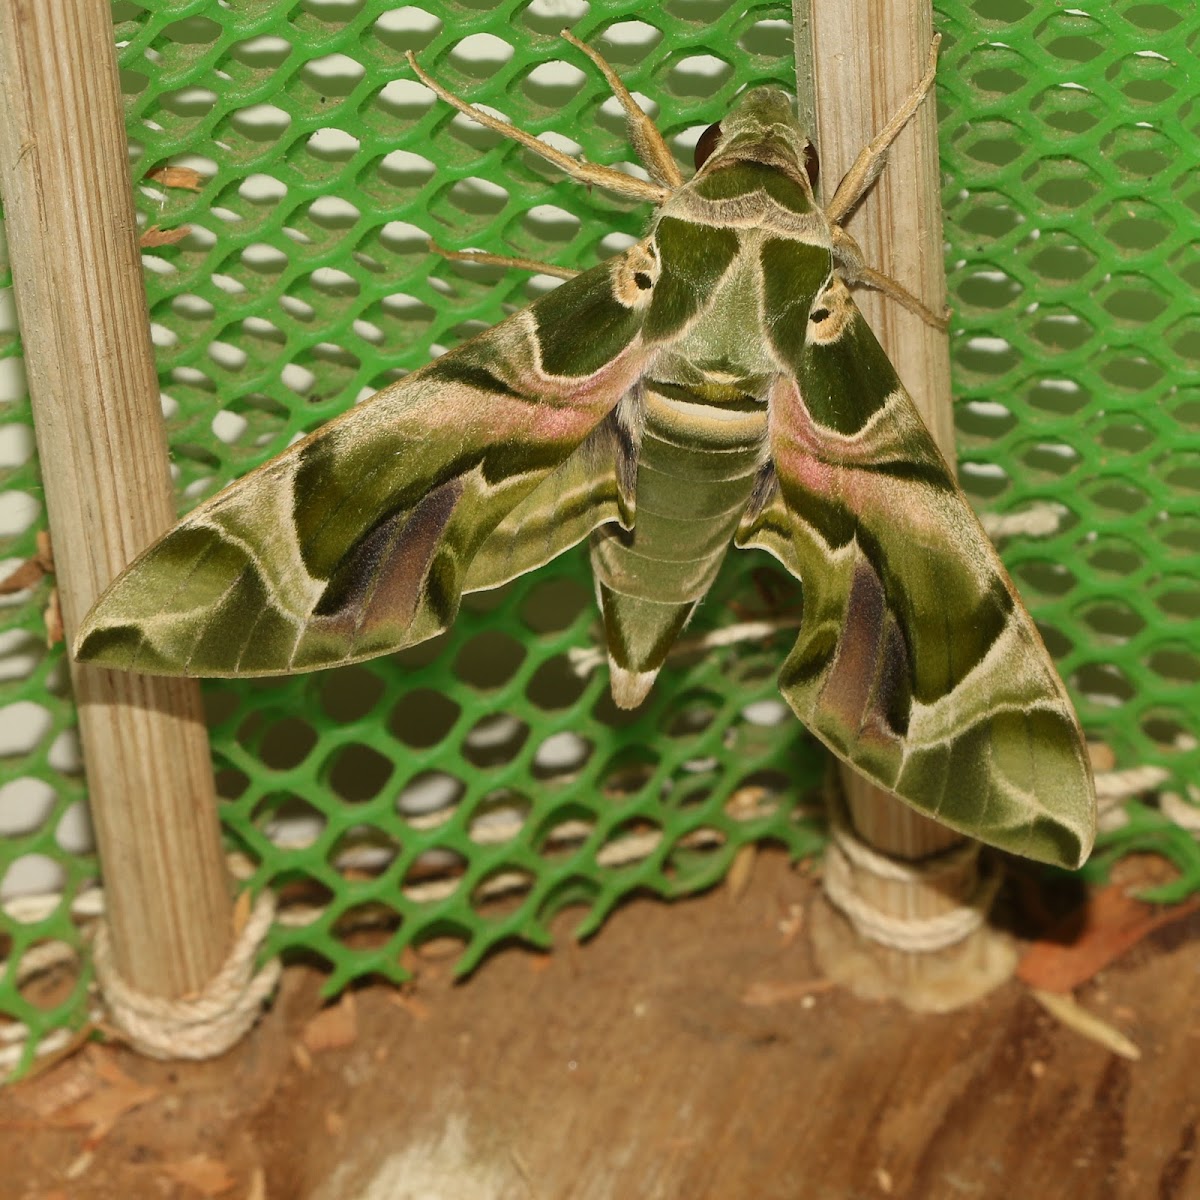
xmin=822 ymin=788 xmax=1002 ymax=953
xmin=90 ymin=891 xmax=280 ymax=1061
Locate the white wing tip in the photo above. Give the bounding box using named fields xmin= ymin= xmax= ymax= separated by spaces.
xmin=608 ymin=661 xmax=658 ymax=709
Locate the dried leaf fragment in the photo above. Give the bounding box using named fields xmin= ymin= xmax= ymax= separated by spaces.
xmin=741 ymin=978 xmax=835 ymax=1007
xmin=140 ymin=225 xmax=190 ymax=247
xmin=1017 ymin=884 xmax=1200 ymax=993
xmin=50 ymin=1047 xmax=159 ymax=1147
xmin=0 ymin=557 xmax=45 ymax=593
xmin=301 ymin=991 xmax=357 ymax=1053
xmin=1030 ymin=989 xmax=1141 ymax=1061
xmin=12 ymin=1053 xmax=95 ymax=1118
xmin=0 ymin=531 xmax=54 ymax=594
xmin=245 ymin=1167 xmax=267 ymax=1200
xmin=726 ymin=843 xmax=757 ymax=901
xmin=387 ymin=989 xmax=431 ymax=1022
xmin=162 ymin=1154 xmax=236 ymax=1196
xmin=44 ymin=586 xmax=63 ymax=646
xmin=146 ymin=165 xmax=204 ymax=191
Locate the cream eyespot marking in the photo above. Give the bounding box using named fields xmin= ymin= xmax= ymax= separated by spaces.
xmin=807 ymin=278 xmax=854 ymax=344
xmin=613 ymin=240 xmax=661 ymax=308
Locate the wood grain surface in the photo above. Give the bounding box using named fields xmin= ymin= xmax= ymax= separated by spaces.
xmin=4 ymin=853 xmax=1196 ymax=1199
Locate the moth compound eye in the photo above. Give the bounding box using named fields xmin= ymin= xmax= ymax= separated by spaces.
xmin=694 ymin=122 xmax=722 ymax=169
xmin=803 ymin=141 xmax=819 ymax=190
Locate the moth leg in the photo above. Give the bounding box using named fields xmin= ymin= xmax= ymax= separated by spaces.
xmin=560 ymin=29 xmax=684 ymax=190
xmin=406 ymin=51 xmax=670 ymax=206
xmin=824 ymin=34 xmax=941 ymax=226
xmin=831 ymin=227 xmax=950 ymax=330
xmin=428 ymin=241 xmax=579 ymax=281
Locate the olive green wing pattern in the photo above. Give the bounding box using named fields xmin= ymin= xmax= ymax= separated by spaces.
xmin=75 ymin=262 xmax=648 ymax=677
xmin=740 ymin=277 xmax=1096 ymax=867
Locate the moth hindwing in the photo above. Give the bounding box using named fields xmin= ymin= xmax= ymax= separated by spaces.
xmin=76 ymin=33 xmax=1096 ymax=869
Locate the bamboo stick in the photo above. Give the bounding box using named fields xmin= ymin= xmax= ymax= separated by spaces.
xmin=806 ymin=2 xmax=1014 ymax=1003
xmin=0 ymin=0 xmax=233 ymax=995
xmin=812 ymin=1 xmax=957 ymax=858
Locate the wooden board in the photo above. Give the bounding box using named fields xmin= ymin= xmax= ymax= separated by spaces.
xmin=2 ymin=851 xmax=1197 ymax=1199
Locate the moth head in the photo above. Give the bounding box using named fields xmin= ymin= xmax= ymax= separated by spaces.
xmin=693 ymin=87 xmax=818 ymax=194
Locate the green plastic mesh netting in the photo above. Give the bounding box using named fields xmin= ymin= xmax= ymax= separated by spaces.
xmin=1 ymin=0 xmax=1197 ymax=1079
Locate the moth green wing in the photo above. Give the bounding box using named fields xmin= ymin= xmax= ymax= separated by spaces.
xmin=462 ymin=412 xmax=633 ymax=594
xmin=740 ymin=280 xmax=1096 ymax=868
xmin=75 ymin=263 xmax=648 ymax=677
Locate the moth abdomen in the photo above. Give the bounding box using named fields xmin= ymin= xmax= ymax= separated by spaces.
xmin=589 ymin=375 xmax=770 ymax=705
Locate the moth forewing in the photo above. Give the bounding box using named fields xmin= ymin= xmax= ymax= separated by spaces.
xmin=74 ymin=265 xmax=653 ymax=676
xmin=74 ymin=34 xmax=1096 ymax=868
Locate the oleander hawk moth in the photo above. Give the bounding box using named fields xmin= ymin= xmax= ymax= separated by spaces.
xmin=75 ymin=34 xmax=1096 ymax=868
